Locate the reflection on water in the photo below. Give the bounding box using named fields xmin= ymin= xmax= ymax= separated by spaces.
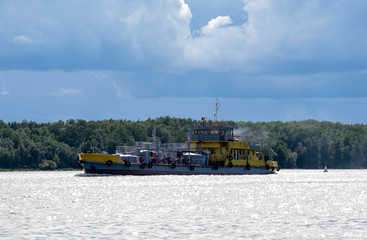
xmin=1 ymin=170 xmax=367 ymax=239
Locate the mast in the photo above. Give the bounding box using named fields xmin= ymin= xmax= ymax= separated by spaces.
xmin=214 ymin=98 xmax=220 ymax=127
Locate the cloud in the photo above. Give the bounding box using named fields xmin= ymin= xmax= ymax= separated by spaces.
xmin=50 ymin=88 xmax=83 ymax=96
xmin=11 ymin=35 xmax=34 ymax=44
xmin=106 ymin=69 xmax=367 ymax=100
xmin=0 ymin=88 xmax=10 ymax=95
xmin=0 ymin=0 xmax=366 ymax=74
xmin=88 ymin=71 xmax=110 ymax=80
xmin=1 ymin=70 xmax=367 ymax=123
xmin=202 ymin=16 xmax=232 ymax=34
xmin=180 ymin=0 xmax=367 ymax=73
xmin=112 ymin=81 xmax=131 ymax=98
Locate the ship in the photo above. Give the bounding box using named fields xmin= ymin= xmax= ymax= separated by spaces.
xmin=78 ymin=100 xmax=279 ymax=175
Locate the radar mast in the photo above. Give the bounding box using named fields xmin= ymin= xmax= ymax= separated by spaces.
xmin=214 ymin=98 xmax=220 ymax=127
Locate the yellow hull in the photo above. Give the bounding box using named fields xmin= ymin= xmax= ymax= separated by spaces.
xmin=78 ymin=153 xmax=278 ymax=175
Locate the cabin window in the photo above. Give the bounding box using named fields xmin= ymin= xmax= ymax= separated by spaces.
xmin=235 ymin=150 xmax=239 ymax=159
xmin=211 ymin=150 xmax=214 ymax=154
xmin=220 ymin=149 xmax=224 ymax=154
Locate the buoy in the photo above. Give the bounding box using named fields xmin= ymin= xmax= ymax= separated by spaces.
xmin=140 ymin=163 xmax=146 ymax=169
xmin=148 ymin=162 xmax=153 ymax=168
xmin=125 ymin=161 xmax=131 ymax=167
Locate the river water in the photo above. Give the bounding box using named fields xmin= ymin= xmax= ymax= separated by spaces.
xmin=1 ymin=170 xmax=366 ymax=239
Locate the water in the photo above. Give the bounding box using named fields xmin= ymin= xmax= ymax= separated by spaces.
xmin=1 ymin=170 xmax=367 ymax=239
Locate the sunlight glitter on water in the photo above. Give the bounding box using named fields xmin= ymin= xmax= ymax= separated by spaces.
xmin=1 ymin=170 xmax=367 ymax=239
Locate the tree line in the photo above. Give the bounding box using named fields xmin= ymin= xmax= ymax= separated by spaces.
xmin=1 ymin=117 xmax=367 ymax=170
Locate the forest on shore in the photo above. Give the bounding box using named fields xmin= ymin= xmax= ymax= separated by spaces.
xmin=1 ymin=117 xmax=367 ymax=170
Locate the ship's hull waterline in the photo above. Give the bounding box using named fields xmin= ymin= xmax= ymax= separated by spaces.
xmin=81 ymin=161 xmax=277 ymax=175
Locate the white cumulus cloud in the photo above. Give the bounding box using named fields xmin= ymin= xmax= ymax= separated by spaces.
xmin=178 ymin=0 xmax=367 ymax=73
xmin=202 ymin=16 xmax=232 ymax=34
xmin=0 ymin=0 xmax=366 ymax=74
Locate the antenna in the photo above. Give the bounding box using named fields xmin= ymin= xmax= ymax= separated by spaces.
xmin=214 ymin=98 xmax=220 ymax=126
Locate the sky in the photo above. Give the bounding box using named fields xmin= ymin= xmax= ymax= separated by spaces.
xmin=1 ymin=0 xmax=367 ymax=124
